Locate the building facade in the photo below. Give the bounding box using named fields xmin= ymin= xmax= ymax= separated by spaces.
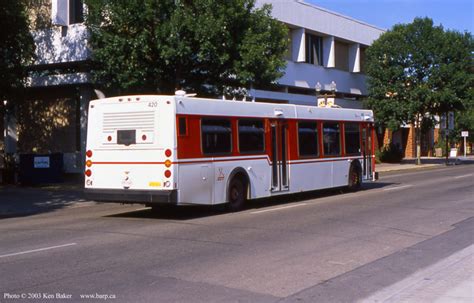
xmin=253 ymin=0 xmax=384 ymax=108
xmin=3 ymin=0 xmax=388 ymax=176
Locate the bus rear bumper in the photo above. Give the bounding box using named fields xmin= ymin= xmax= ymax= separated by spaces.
xmin=84 ymin=188 xmax=178 ymax=205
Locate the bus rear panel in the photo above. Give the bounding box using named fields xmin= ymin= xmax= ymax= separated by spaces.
xmin=84 ymin=96 xmax=178 ymax=205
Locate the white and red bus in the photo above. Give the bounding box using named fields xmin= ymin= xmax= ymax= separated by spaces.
xmin=84 ymin=93 xmax=376 ymax=210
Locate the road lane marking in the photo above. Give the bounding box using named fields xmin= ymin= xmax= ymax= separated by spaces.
xmin=250 ymin=203 xmax=307 ymax=214
xmin=0 ymin=243 xmax=77 ymax=259
xmin=454 ymin=173 xmax=473 ymax=179
xmin=383 ymin=185 xmax=413 ymax=191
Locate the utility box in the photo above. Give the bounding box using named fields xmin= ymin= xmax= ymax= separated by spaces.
xmin=19 ymin=153 xmax=64 ymax=185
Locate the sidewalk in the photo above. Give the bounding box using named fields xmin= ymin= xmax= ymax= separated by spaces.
xmin=376 ymin=156 xmax=474 ymax=173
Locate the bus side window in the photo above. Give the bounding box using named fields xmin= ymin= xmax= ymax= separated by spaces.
xmin=344 ymin=122 xmax=361 ymax=155
xmin=178 ymin=117 xmax=187 ymax=136
xmin=323 ymin=122 xmax=341 ymax=156
xmin=201 ymin=119 xmax=232 ymax=155
xmin=238 ymin=119 xmax=265 ymax=154
xmin=298 ymin=121 xmax=318 ymax=157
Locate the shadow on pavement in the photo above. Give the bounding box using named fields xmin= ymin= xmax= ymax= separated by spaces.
xmin=107 ymin=181 xmax=395 ymax=221
xmin=0 ymin=185 xmax=85 ymax=219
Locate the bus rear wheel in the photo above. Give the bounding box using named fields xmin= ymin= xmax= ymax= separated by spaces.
xmin=227 ymin=178 xmax=246 ymax=212
xmin=348 ymin=164 xmax=361 ymax=191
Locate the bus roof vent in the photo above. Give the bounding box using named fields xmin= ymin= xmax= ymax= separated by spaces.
xmin=175 ymin=90 xmax=197 ymax=97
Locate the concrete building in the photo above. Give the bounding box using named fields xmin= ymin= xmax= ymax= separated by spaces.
xmin=2 ymin=0 xmax=92 ymax=176
xmin=2 ymin=0 xmax=387 ymax=178
xmin=253 ymin=0 xmax=384 ymax=109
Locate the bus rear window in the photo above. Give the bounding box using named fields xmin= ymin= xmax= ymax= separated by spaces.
xmin=117 ymin=130 xmax=136 ymax=146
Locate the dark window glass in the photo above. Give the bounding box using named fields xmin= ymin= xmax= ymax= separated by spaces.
xmin=271 ymin=125 xmax=278 ymax=188
xmin=305 ymin=34 xmax=323 ymax=65
xmin=178 ymin=117 xmax=187 ymax=136
xmin=117 ymin=130 xmax=136 ymax=146
xmin=281 ymin=125 xmax=288 ymax=186
xmin=344 ymin=123 xmax=360 ymax=155
xmin=69 ymin=0 xmax=84 ymax=24
xmin=323 ymin=122 xmax=340 ymax=156
xmin=298 ymin=122 xmax=318 ymax=157
xmin=238 ymin=120 xmax=265 ymax=153
xmin=201 ymin=119 xmax=232 ymax=154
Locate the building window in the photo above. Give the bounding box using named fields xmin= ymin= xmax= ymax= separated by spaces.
xmin=52 ymin=0 xmax=83 ymax=25
xmin=298 ymin=121 xmax=318 ymax=157
xmin=335 ymin=41 xmax=349 ymax=71
xmin=201 ymin=119 xmax=232 ymax=155
xmin=238 ymin=119 xmax=265 ymax=154
xmin=323 ymin=122 xmax=340 ymax=156
xmin=305 ymin=34 xmax=323 ymax=65
xmin=344 ymin=123 xmax=360 ymax=155
xmin=284 ymin=30 xmax=292 ymax=60
xmin=360 ymin=47 xmax=367 ymax=73
xmin=70 ymin=0 xmax=84 ymax=24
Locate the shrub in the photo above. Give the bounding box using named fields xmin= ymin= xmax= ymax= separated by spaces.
xmin=379 ymin=143 xmax=403 ymax=163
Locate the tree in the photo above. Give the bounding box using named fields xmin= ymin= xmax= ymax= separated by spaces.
xmin=365 ymin=18 xmax=473 ymax=164
xmin=0 ymin=0 xmax=35 ymax=104
xmin=84 ymin=0 xmax=288 ymax=96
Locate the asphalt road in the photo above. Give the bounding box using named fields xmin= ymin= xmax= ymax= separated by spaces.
xmin=0 ymin=165 xmax=473 ymax=302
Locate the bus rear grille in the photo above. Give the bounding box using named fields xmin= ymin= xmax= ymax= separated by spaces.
xmin=103 ymin=111 xmax=155 ymax=132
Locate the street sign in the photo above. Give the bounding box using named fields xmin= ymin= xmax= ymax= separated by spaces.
xmin=461 ymin=131 xmax=469 ymax=158
xmin=449 ymin=148 xmax=457 ymax=158
xmin=34 ymin=156 xmax=50 ymax=168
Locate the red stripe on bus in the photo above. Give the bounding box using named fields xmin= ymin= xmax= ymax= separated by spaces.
xmin=91 ymin=156 xmax=362 ymax=166
xmin=92 ymin=162 xmax=167 ymax=165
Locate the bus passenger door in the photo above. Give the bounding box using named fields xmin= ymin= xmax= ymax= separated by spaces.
xmin=361 ymin=123 xmax=374 ymax=180
xmin=270 ymin=120 xmax=289 ymax=192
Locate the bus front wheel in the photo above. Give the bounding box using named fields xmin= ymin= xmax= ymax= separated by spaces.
xmin=227 ymin=178 xmax=246 ymax=212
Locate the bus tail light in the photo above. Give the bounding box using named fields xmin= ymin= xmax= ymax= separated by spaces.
xmin=86 ymin=160 xmax=92 ymax=167
xmin=85 ymin=169 xmax=92 ymax=177
xmin=86 ymin=150 xmax=93 ymax=158
xmin=165 ymin=149 xmax=172 ymax=157
xmin=164 ymin=170 xmax=171 ymax=178
xmin=164 ymin=159 xmax=172 ymax=168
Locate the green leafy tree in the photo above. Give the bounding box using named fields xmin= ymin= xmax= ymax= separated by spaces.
xmin=84 ymin=0 xmax=288 ymax=96
xmin=0 ymin=0 xmax=35 ymax=103
xmin=365 ymin=18 xmax=473 ymax=164
xmin=454 ymin=88 xmax=474 ymax=145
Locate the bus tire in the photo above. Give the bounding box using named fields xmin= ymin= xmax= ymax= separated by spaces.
xmin=227 ymin=177 xmax=246 ymax=212
xmin=348 ymin=163 xmax=362 ymax=191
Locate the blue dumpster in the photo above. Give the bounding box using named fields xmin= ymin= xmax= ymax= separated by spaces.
xmin=19 ymin=153 xmax=64 ymax=185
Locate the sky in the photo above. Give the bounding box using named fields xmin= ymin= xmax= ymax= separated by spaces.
xmin=307 ymin=0 xmax=473 ymax=33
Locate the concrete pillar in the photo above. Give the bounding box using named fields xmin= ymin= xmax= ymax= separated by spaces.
xmin=434 ymin=128 xmax=440 ymax=144
xmin=383 ymin=129 xmax=392 ymax=146
xmin=79 ymin=86 xmax=93 ymax=170
xmin=4 ymin=103 xmax=18 ymax=155
xmin=291 ymin=28 xmax=306 ymax=63
xmin=404 ymin=126 xmax=416 ymax=158
xmin=349 ymin=43 xmax=361 ymax=73
xmin=323 ymin=36 xmax=335 ymax=68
